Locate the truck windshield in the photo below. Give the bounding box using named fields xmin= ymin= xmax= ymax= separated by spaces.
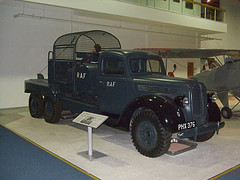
xmin=129 ymin=57 xmax=164 ymax=74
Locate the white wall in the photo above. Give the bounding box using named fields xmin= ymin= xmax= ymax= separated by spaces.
xmin=170 ymin=0 xmax=182 ymax=13
xmin=0 ymin=1 xmax=71 ymax=108
xmin=0 ymin=0 xmax=238 ymax=109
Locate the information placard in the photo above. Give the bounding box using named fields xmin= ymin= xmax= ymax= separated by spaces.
xmin=73 ymin=112 xmax=109 ymax=160
xmin=73 ymin=111 xmax=108 ymax=129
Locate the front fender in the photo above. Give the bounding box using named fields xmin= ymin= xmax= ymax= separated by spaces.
xmin=208 ymin=102 xmax=221 ymax=122
xmin=120 ymin=95 xmax=185 ymax=132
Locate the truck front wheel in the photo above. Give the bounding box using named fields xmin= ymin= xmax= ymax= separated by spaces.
xmin=130 ymin=109 xmax=171 ymax=157
xmin=43 ymin=97 xmax=61 ymax=123
xmin=29 ymin=93 xmax=43 ymax=118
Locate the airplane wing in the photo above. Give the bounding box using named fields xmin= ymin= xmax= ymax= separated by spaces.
xmin=136 ymin=48 xmax=240 ymax=59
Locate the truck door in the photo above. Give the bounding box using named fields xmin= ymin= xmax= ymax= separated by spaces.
xmin=98 ymin=54 xmax=128 ymax=114
xmin=54 ymin=60 xmax=75 ymax=92
xmin=53 ymin=45 xmax=75 ymax=92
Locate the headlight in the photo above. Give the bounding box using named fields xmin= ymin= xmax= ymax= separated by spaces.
xmin=208 ymin=93 xmax=217 ymax=103
xmin=175 ymin=96 xmax=189 ymax=107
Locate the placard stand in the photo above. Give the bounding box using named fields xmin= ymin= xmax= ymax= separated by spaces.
xmin=88 ymin=127 xmax=93 ymax=158
xmin=73 ymin=111 xmax=108 ymax=161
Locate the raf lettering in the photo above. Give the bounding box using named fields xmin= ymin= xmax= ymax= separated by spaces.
xmin=77 ymin=72 xmax=86 ymax=79
xmin=107 ymin=81 xmax=116 ymax=87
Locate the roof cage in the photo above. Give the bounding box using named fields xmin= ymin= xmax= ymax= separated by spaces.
xmin=53 ymin=30 xmax=121 ymax=60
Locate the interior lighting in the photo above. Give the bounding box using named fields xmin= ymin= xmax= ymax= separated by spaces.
xmin=207 ymin=0 xmax=211 ymax=3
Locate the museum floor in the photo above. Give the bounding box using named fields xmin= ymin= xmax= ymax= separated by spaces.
xmin=0 ymin=98 xmax=240 ymax=180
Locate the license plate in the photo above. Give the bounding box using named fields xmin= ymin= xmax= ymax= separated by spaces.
xmin=178 ymin=121 xmax=196 ymax=131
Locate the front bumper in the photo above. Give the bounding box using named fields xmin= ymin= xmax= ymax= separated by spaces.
xmin=177 ymin=121 xmax=225 ymax=139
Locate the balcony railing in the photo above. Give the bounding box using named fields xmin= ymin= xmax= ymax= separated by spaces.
xmin=116 ymin=0 xmax=226 ymax=22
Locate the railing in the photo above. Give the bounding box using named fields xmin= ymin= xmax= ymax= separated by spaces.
xmin=190 ymin=0 xmax=226 ymax=22
xmin=116 ymin=0 xmax=226 ymax=22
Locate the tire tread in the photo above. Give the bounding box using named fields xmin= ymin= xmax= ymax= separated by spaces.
xmin=131 ymin=109 xmax=171 ymax=157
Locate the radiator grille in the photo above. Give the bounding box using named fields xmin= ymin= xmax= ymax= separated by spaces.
xmin=191 ymin=84 xmax=207 ymax=124
xmin=192 ymin=85 xmax=201 ymax=115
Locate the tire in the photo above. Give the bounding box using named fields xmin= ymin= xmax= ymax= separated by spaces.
xmin=43 ymin=97 xmax=61 ymax=123
xmin=221 ymin=107 xmax=232 ymax=119
xmin=191 ymin=131 xmax=215 ymax=142
xmin=29 ymin=93 xmax=43 ymax=118
xmin=130 ymin=109 xmax=172 ymax=158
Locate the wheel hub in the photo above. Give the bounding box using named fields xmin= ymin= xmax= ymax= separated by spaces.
xmin=137 ymin=121 xmax=157 ymax=149
xmin=222 ymin=110 xmax=228 ymax=117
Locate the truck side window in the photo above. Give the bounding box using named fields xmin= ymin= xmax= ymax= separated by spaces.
xmin=129 ymin=58 xmax=163 ymax=74
xmin=147 ymin=59 xmax=162 ymax=73
xmin=102 ymin=57 xmax=124 ymax=75
xmin=130 ymin=59 xmax=146 ymax=73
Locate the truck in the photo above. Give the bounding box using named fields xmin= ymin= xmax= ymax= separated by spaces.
xmin=25 ymin=30 xmax=225 ymax=157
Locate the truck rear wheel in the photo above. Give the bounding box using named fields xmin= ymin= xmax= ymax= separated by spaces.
xmin=43 ymin=97 xmax=61 ymax=123
xmin=130 ymin=109 xmax=171 ymax=157
xmin=29 ymin=93 xmax=43 ymax=118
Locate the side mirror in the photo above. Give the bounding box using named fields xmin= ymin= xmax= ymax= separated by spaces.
xmin=37 ymin=73 xmax=44 ymax=79
xmin=168 ymin=64 xmax=177 ymax=77
xmin=173 ymin=64 xmax=177 ymax=71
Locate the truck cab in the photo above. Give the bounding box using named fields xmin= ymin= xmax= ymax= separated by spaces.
xmin=25 ymin=30 xmax=224 ymax=158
